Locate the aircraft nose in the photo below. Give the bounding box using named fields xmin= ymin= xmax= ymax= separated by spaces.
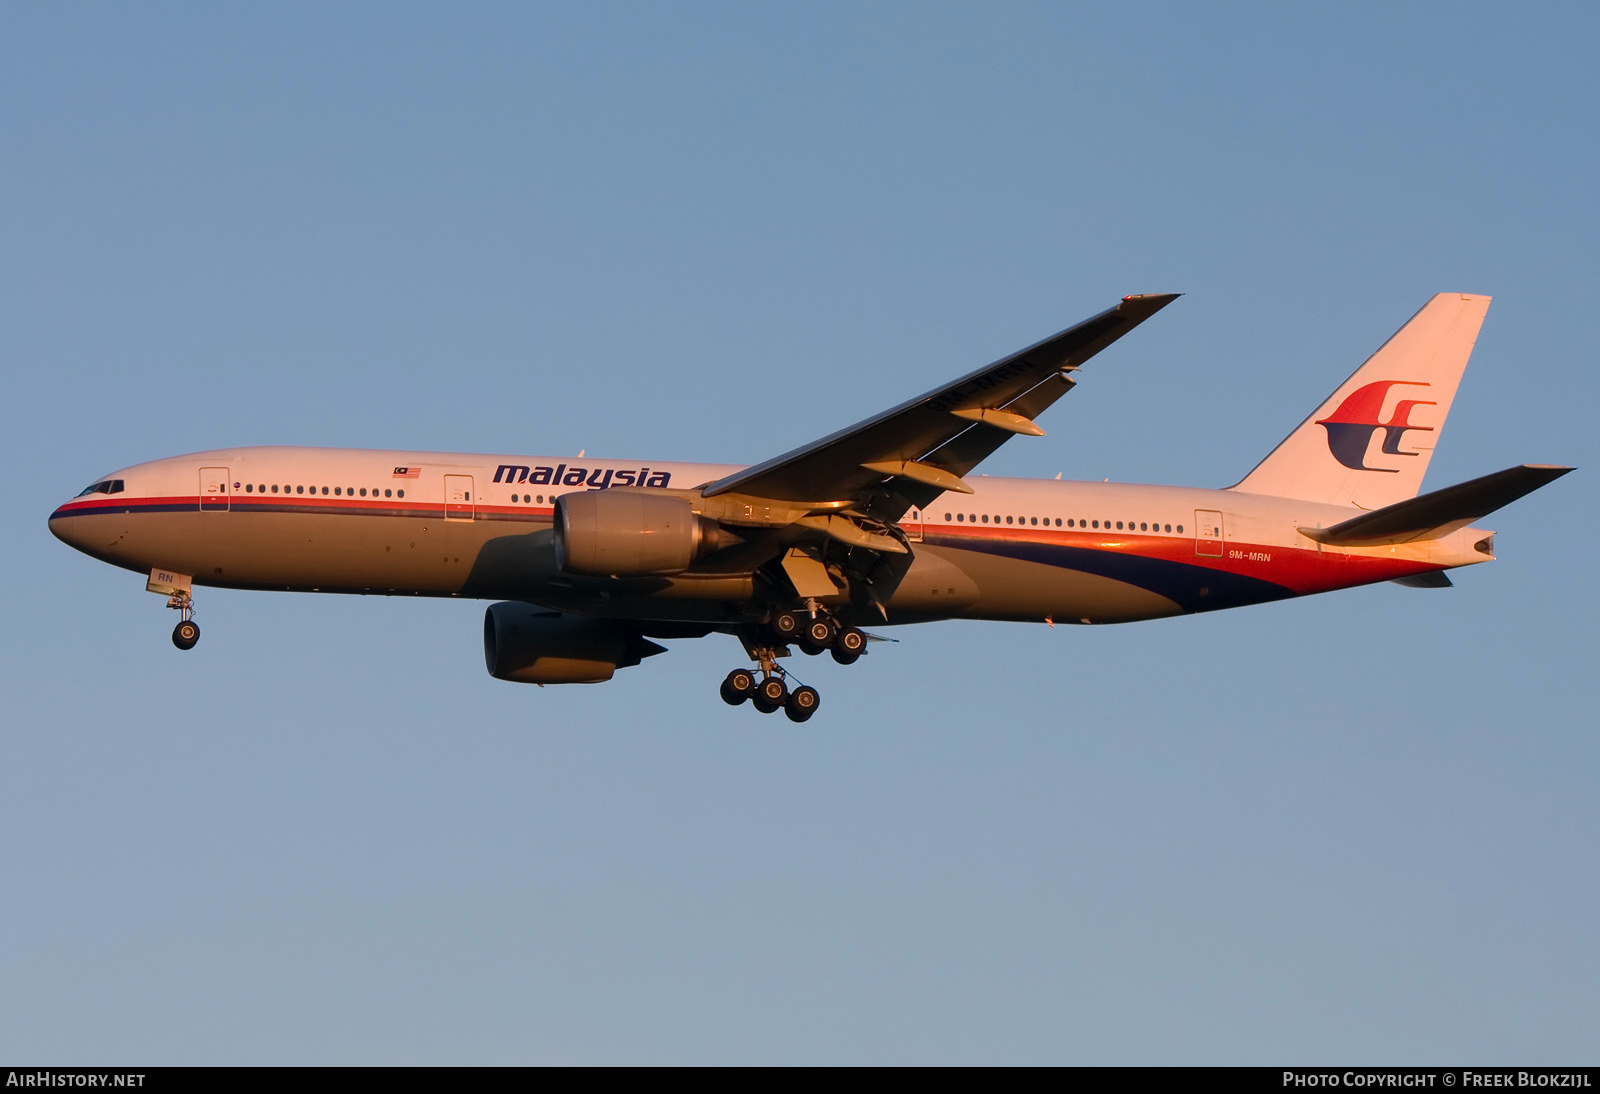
xmin=49 ymin=500 xmax=92 ymax=551
xmin=49 ymin=488 xmax=124 ymax=557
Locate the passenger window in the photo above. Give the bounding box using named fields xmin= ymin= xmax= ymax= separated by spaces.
xmin=397 ymin=490 xmax=404 ymax=498
xmin=1005 ymin=516 xmax=1012 ymax=525
xmin=334 ymin=487 xmax=341 ymax=496
xmin=1176 ymin=524 xmax=1183 ymax=533
xmin=384 ymin=489 xmax=392 ymax=498
xmin=1140 ymin=522 xmax=1147 ymax=531
xmin=296 ymin=486 xmax=304 ymax=494
xmin=321 ymin=486 xmax=329 ymax=495
xmin=981 ymin=514 xmax=988 ymax=523
xmin=945 ymin=512 xmax=952 ymax=521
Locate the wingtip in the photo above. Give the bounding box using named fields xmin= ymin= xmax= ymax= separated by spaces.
xmin=1118 ymin=293 xmax=1184 ymax=313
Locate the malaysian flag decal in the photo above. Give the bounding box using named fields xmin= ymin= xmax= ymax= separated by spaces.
xmin=393 ymin=466 xmax=421 ymax=478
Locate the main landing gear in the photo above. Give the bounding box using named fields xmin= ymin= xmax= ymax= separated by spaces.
xmin=720 ymin=660 xmax=820 ymax=723
xmin=768 ymin=608 xmax=865 ymax=664
xmin=718 ymin=609 xmax=865 ymax=722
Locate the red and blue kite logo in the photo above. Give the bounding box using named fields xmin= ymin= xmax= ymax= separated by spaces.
xmin=1316 ymin=380 xmax=1435 ymax=472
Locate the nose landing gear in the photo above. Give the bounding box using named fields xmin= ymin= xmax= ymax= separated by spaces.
xmin=147 ymin=569 xmax=201 ymax=651
xmin=167 ymin=588 xmax=200 ymax=650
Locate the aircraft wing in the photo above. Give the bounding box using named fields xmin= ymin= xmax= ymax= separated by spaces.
xmin=701 ymin=294 xmax=1180 ymax=512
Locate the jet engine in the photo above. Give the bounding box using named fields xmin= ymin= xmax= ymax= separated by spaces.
xmin=483 ymin=602 xmax=666 ymax=685
xmin=554 ymin=490 xmax=734 ymax=576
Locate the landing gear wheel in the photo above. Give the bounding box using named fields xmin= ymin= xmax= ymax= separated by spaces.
xmin=720 ymin=668 xmax=756 ymax=706
xmin=800 ymin=616 xmax=836 ymax=655
xmin=752 ymin=676 xmax=788 ymax=714
xmin=831 ymin=625 xmax=865 ymax=665
xmin=172 ymin=620 xmax=200 ymax=650
xmin=784 ymin=685 xmax=820 ymax=723
xmin=770 ymin=610 xmax=802 ymax=643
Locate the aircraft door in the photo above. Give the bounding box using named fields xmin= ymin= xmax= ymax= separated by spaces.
xmin=904 ymin=506 xmax=924 ymax=543
xmin=444 ymin=474 xmax=475 ymax=521
xmin=1194 ymin=509 xmax=1224 ymax=557
xmin=200 ymin=467 xmax=230 ymax=512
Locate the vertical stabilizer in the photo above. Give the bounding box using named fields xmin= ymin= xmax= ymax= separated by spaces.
xmin=1231 ymin=294 xmax=1490 ymax=509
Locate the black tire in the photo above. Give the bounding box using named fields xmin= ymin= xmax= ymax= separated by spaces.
xmin=830 ymin=648 xmax=860 ymax=666
xmin=770 ymin=609 xmax=802 ymax=642
xmin=172 ymin=620 xmax=200 ymax=651
xmin=805 ymin=617 xmax=835 ymax=648
xmin=784 ymin=685 xmax=820 ymax=723
xmin=834 ymin=626 xmax=866 ymax=657
xmin=720 ymin=668 xmax=755 ymax=706
xmin=752 ymin=676 xmax=787 ymax=714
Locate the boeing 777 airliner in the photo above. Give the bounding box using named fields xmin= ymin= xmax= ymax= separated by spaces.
xmin=49 ymin=293 xmax=1571 ymax=721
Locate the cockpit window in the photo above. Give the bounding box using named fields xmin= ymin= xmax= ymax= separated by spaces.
xmin=75 ymin=479 xmax=124 ymax=497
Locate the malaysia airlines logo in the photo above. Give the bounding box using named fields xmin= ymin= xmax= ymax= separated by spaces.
xmin=1316 ymin=380 xmax=1435 ymax=472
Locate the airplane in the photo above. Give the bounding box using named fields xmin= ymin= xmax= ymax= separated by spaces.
xmin=49 ymin=292 xmax=1571 ymax=722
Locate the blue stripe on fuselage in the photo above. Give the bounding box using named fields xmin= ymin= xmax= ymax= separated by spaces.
xmin=923 ymin=532 xmax=1292 ymax=613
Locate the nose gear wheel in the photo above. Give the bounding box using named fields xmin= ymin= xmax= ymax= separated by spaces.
xmin=166 ymin=587 xmax=199 ymax=650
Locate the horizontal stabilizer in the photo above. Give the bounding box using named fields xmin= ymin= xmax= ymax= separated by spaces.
xmin=1300 ymin=464 xmax=1573 ymax=546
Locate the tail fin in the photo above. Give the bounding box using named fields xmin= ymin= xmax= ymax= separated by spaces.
xmin=1231 ymin=293 xmax=1491 ymax=509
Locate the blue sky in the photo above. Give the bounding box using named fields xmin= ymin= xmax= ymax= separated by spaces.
xmin=2 ymin=2 xmax=1595 ymax=1063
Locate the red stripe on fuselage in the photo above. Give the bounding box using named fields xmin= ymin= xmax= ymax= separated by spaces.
xmin=50 ymin=495 xmax=558 ymax=521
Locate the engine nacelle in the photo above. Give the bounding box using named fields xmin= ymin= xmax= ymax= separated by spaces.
xmin=483 ymin=602 xmax=666 ymax=685
xmin=554 ymin=490 xmax=729 ymax=576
